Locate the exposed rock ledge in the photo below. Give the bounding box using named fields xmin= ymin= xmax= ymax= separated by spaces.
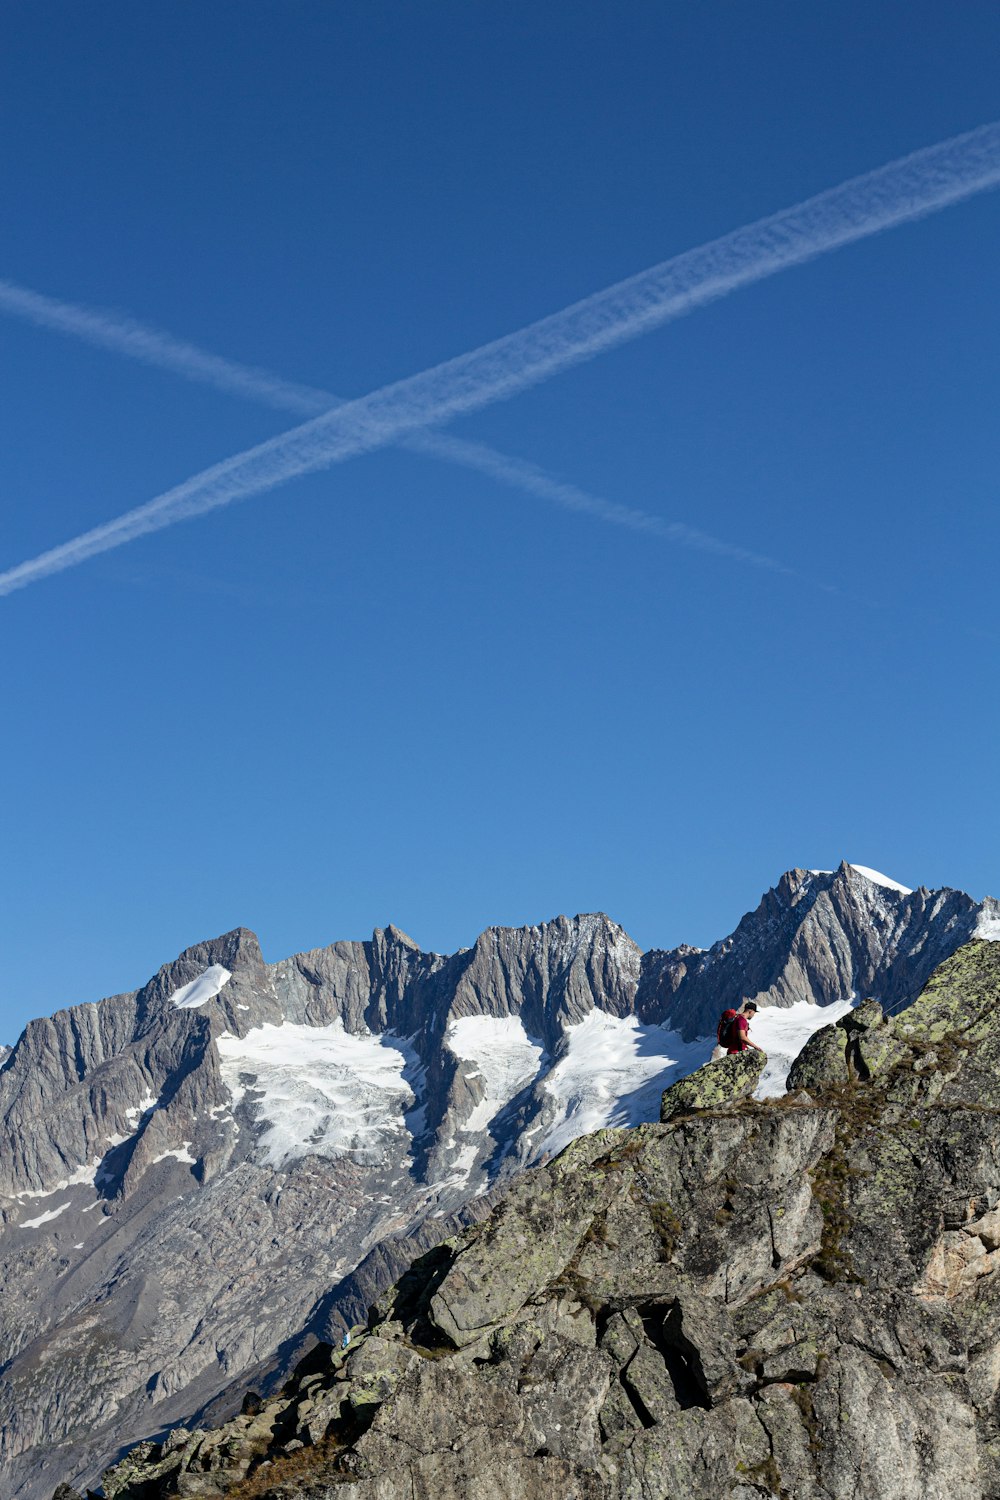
xmin=68 ymin=941 xmax=1000 ymax=1499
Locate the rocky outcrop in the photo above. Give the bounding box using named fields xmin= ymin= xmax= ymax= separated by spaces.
xmin=659 ymin=1048 xmax=766 ymax=1119
xmin=93 ymin=940 xmax=1000 ymax=1500
xmin=189 ymin=1184 xmax=513 ymax=1433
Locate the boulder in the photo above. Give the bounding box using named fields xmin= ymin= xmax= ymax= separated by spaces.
xmin=660 ymin=1049 xmax=765 ymax=1121
xmin=786 ymin=1022 xmax=848 ymax=1091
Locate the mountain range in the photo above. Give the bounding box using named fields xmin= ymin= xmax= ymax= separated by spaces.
xmin=2 ymin=861 xmax=997 ymax=1498
xmin=94 ymin=937 xmax=1000 ymax=1500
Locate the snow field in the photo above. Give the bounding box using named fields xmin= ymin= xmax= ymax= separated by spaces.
xmin=750 ymin=997 xmax=857 ymax=1098
xmin=217 ymin=1021 xmax=420 ymax=1168
xmin=538 ymin=1011 xmax=707 ymax=1160
xmin=849 ymin=865 xmax=912 ymax=895
xmin=445 ymin=1014 xmax=545 ymax=1133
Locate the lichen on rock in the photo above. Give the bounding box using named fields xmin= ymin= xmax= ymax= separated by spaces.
xmin=660 ymin=1048 xmax=766 ymax=1121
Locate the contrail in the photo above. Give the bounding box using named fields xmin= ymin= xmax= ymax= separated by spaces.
xmin=3 ymin=120 xmax=999 ymax=597
xmin=0 ymin=278 xmax=333 ymax=417
xmin=0 ymin=276 xmax=793 ymax=575
xmin=427 ymin=437 xmax=800 ymax=576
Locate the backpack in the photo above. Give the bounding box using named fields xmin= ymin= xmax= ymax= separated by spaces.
xmin=717 ymin=1008 xmax=741 ymax=1050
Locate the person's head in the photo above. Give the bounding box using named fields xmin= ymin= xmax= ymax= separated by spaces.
xmin=743 ymin=1001 xmax=758 ymax=1016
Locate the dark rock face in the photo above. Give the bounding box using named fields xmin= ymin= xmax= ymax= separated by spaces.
xmin=5 ymin=867 xmax=999 ymax=1500
xmin=639 ymin=862 xmax=1000 ymax=1038
xmin=272 ymin=911 xmax=639 ymax=1053
xmin=95 ymin=940 xmax=1000 ymax=1500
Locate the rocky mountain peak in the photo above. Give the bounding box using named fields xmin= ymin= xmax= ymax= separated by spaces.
xmin=177 ymin=925 xmax=265 ymax=971
xmin=382 ymin=923 xmax=419 ymax=950
xmin=639 ymin=860 xmax=987 ymax=1037
xmin=443 ymin=912 xmax=640 ymax=1043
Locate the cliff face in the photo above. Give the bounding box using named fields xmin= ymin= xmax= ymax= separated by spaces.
xmin=93 ymin=939 xmax=1000 ymax=1500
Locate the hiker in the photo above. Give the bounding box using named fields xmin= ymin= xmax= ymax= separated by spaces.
xmin=713 ymin=1000 xmax=764 ymax=1059
xmin=341 ymin=1331 xmax=351 ymax=1350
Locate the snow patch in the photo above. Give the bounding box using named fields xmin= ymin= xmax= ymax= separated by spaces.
xmin=15 ymin=1161 xmax=100 ymax=1201
xmin=170 ymin=965 xmax=232 ymax=1010
xmin=443 ymin=1142 xmax=479 ymax=1190
xmin=21 ymin=1202 xmax=70 ymax=1230
xmin=539 ymin=1011 xmax=707 ymax=1160
xmin=151 ymin=1144 xmax=198 ymax=1166
xmin=124 ymin=1092 xmax=159 ymax=1126
xmin=446 ymin=1015 xmax=545 ymax=1133
xmin=850 ymin=866 xmax=912 ymax=896
xmin=751 ymin=997 xmax=858 ymax=1098
xmin=217 ymin=1021 xmax=421 ymax=1169
xmin=974 ymin=910 xmax=1000 ymax=942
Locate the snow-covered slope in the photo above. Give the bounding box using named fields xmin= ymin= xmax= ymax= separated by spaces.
xmin=752 ymin=997 xmax=857 ymax=1096
xmin=847 ymin=864 xmax=913 ymax=895
xmin=445 ymin=1015 xmax=545 ymax=1133
xmin=537 ymin=1012 xmax=705 ymax=1158
xmin=169 ymin=963 xmax=232 ymax=1009
xmin=217 ymin=1021 xmax=423 ymax=1168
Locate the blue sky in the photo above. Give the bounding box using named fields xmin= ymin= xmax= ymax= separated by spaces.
xmin=2 ymin=2 xmax=999 ymax=1037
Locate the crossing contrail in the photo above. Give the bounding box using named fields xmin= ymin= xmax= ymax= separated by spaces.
xmin=3 ymin=120 xmax=999 ymax=597
xmin=0 ymin=277 xmax=795 ymax=575
xmin=0 ymin=277 xmax=333 ymax=417
xmin=0 ymin=284 xmax=800 ymax=577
